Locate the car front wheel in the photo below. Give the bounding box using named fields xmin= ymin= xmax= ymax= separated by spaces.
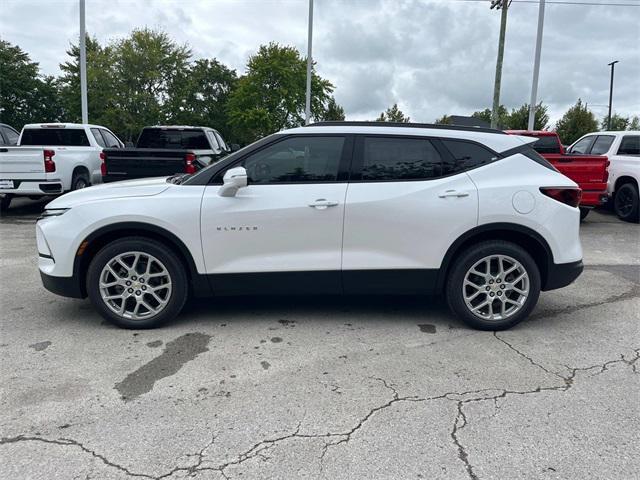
xmin=446 ymin=241 xmax=541 ymax=330
xmin=86 ymin=237 xmax=188 ymax=328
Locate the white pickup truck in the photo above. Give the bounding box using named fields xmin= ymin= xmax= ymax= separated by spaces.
xmin=568 ymin=131 xmax=640 ymax=222
xmin=0 ymin=123 xmax=123 ymax=211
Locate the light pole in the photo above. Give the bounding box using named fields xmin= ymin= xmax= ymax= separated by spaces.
xmin=490 ymin=0 xmax=510 ymax=129
xmin=79 ymin=0 xmax=88 ymax=124
xmin=304 ymin=0 xmax=314 ymax=125
xmin=527 ymin=0 xmax=545 ymax=131
xmin=607 ymin=60 xmax=619 ymax=130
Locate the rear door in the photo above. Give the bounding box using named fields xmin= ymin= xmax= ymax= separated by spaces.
xmin=342 ymin=135 xmax=479 ymax=294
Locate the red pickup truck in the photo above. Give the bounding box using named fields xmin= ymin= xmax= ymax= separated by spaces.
xmin=505 ymin=130 xmax=609 ymax=220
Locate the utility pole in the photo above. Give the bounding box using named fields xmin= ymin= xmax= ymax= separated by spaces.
xmin=527 ymin=0 xmax=545 ymax=131
xmin=490 ymin=0 xmax=509 ymax=129
xmin=79 ymin=0 xmax=88 ymax=124
xmin=304 ymin=0 xmax=314 ymax=125
xmin=607 ymin=60 xmax=619 ymax=130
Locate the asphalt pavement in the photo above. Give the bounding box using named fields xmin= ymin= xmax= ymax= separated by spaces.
xmin=1 ymin=198 xmax=638 ymax=479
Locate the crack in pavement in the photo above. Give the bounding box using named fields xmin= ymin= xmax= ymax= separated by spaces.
xmin=493 ymin=332 xmax=566 ymax=381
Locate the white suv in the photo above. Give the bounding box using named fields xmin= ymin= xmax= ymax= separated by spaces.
xmin=37 ymin=122 xmax=583 ymax=330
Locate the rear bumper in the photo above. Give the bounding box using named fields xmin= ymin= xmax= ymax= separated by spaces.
xmin=0 ymin=179 xmax=63 ymax=196
xmin=543 ymin=260 xmax=584 ymax=291
xmin=580 ymin=190 xmax=608 ymax=207
xmin=40 ymin=270 xmax=85 ymax=299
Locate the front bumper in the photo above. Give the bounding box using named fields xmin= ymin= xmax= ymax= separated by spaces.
xmin=543 ymin=260 xmax=584 ymax=291
xmin=40 ymin=270 xmax=85 ymax=298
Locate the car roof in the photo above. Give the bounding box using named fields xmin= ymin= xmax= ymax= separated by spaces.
xmin=145 ymin=125 xmax=213 ymax=130
xmin=285 ymin=123 xmax=535 ymax=153
xmin=594 ymin=130 xmax=640 ymax=135
xmin=505 ymin=130 xmax=558 ymax=137
xmin=22 ymin=123 xmax=106 ymax=129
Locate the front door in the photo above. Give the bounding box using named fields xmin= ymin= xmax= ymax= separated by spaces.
xmin=200 ymin=134 xmax=351 ymax=295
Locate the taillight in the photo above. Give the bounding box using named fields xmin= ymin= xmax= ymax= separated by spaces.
xmin=44 ymin=149 xmax=56 ymax=173
xmin=540 ymin=187 xmax=582 ymax=208
xmin=100 ymin=151 xmax=107 ymax=176
xmin=184 ymin=153 xmax=196 ymax=174
xmin=604 ymin=159 xmax=610 ymax=183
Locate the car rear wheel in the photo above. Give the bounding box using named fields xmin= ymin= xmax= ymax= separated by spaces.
xmin=446 ymin=241 xmax=541 ymax=330
xmin=86 ymin=237 xmax=188 ymax=328
xmin=71 ymin=171 xmax=90 ymax=191
xmin=614 ymin=183 xmax=639 ymax=223
xmin=0 ymin=194 xmax=12 ymax=212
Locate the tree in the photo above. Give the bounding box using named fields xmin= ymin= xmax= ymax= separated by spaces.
xmin=321 ymin=97 xmax=345 ymax=121
xmin=165 ymin=58 xmax=237 ymax=141
xmin=555 ymin=99 xmax=599 ymax=145
xmin=472 ymin=106 xmax=508 ymax=128
xmin=601 ymin=113 xmax=629 ymax=131
xmin=227 ymin=42 xmax=334 ymax=144
xmin=376 ymin=103 xmax=410 ymax=122
xmin=434 ymin=115 xmax=452 ymax=125
xmin=506 ymin=102 xmax=549 ymax=130
xmin=629 ymin=116 xmax=640 ymax=130
xmin=0 ymin=39 xmax=62 ymax=128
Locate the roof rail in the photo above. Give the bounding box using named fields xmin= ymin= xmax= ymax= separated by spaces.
xmin=305 ymin=121 xmax=506 ymax=135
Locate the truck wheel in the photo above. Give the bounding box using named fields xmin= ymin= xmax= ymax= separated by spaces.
xmin=446 ymin=240 xmax=541 ymax=331
xmin=71 ymin=172 xmax=90 ymax=190
xmin=614 ymin=183 xmax=639 ymax=223
xmin=86 ymin=237 xmax=188 ymax=329
xmin=579 ymin=207 xmax=590 ymax=221
xmin=0 ymin=194 xmax=12 ymax=212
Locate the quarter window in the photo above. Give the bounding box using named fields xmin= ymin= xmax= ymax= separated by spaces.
xmin=238 ymin=136 xmax=345 ymax=184
xmin=361 ymin=137 xmax=443 ymax=181
xmin=618 ymin=136 xmax=640 ymax=155
xmin=441 ymin=139 xmax=497 ymax=174
xmin=591 ymin=135 xmax=614 ymax=155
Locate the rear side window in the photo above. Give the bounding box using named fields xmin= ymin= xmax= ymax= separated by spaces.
xmin=1 ymin=126 xmax=19 ymax=145
xmin=569 ymin=136 xmax=595 ymax=154
xmin=101 ymin=129 xmax=121 ymax=148
xmin=91 ymin=128 xmax=106 ymax=147
xmin=591 ymin=135 xmax=615 ymax=155
xmin=137 ymin=128 xmax=210 ymax=149
xmin=213 ymin=131 xmax=227 ymax=151
xmin=361 ymin=137 xmax=443 ymax=181
xmin=20 ymin=128 xmax=90 ymax=146
xmin=618 ymin=136 xmax=640 ymax=155
xmin=440 ymin=139 xmax=497 ymax=175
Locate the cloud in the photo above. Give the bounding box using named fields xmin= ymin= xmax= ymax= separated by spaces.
xmin=1 ymin=0 xmax=638 ymax=125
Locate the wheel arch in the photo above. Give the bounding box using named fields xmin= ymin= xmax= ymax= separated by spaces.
xmin=73 ymin=222 xmax=210 ymax=298
xmin=614 ymin=175 xmax=638 ymax=192
xmin=437 ymin=223 xmax=554 ymax=292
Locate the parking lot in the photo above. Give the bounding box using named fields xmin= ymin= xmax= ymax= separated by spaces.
xmin=0 ymin=198 xmax=638 ymax=479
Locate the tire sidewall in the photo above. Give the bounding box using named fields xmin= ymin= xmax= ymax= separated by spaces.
xmin=614 ymin=183 xmax=639 ymax=223
xmin=72 ymin=173 xmax=90 ymax=191
xmin=86 ymin=238 xmax=188 ymax=329
xmin=446 ymin=241 xmax=541 ymax=330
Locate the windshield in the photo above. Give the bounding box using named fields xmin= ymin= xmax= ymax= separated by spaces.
xmin=137 ymin=128 xmax=210 ymax=149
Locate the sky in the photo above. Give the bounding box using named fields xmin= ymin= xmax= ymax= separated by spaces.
xmin=2 ymin=0 xmax=639 ymax=126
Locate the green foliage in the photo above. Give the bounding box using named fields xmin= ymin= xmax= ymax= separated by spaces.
xmin=227 ymin=43 xmax=334 ymax=144
xmin=630 ymin=116 xmax=640 ymax=130
xmin=555 ymin=99 xmax=599 ymax=144
xmin=376 ymin=103 xmax=410 ymax=122
xmin=506 ymin=102 xmax=549 ymax=130
xmin=434 ymin=115 xmax=452 ymax=125
xmin=321 ymin=97 xmax=345 ymax=121
xmin=600 ymin=113 xmax=640 ymax=131
xmin=471 ymin=106 xmax=508 ymax=128
xmin=0 ymin=39 xmax=63 ymax=128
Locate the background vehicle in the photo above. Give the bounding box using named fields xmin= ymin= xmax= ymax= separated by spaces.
xmin=0 ymin=123 xmax=123 ymax=211
xmin=0 ymin=124 xmax=20 ymax=146
xmin=38 ymin=122 xmax=583 ymax=331
xmin=505 ymin=130 xmax=608 ymax=220
xmin=568 ymin=131 xmax=640 ymax=222
xmin=101 ymin=126 xmax=237 ymax=183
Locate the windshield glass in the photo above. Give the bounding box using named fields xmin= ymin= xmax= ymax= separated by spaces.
xmin=20 ymin=128 xmax=90 ymax=146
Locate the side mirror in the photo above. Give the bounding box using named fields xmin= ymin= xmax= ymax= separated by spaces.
xmin=230 ymin=143 xmax=241 ymax=152
xmin=219 ymin=166 xmax=247 ymax=197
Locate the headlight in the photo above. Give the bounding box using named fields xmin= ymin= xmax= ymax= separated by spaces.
xmin=37 ymin=208 xmax=70 ymax=221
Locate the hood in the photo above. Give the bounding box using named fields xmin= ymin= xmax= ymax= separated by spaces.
xmin=46 ymin=177 xmax=172 ymax=208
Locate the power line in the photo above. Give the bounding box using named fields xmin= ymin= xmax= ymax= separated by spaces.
xmin=448 ymin=0 xmax=640 ymax=6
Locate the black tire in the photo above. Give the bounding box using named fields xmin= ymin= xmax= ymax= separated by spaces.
xmin=579 ymin=207 xmax=590 ymax=221
xmin=0 ymin=194 xmax=12 ymax=212
xmin=613 ymin=183 xmax=639 ymax=223
xmin=71 ymin=171 xmax=90 ymax=191
xmin=86 ymin=237 xmax=188 ymax=329
xmin=446 ymin=240 xmax=541 ymax=331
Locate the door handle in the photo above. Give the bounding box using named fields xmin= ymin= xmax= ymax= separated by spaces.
xmin=438 ymin=190 xmax=470 ymax=198
xmin=308 ymin=199 xmax=339 ymax=209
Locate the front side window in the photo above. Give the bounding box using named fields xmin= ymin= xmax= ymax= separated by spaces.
xmin=570 ymin=136 xmax=595 ymax=154
xmin=361 ymin=137 xmax=443 ymax=181
xmin=591 ymin=135 xmax=615 ymax=155
xmin=441 ymin=139 xmax=497 ymax=174
xmin=101 ymin=129 xmax=121 ymax=148
xmin=237 ymin=136 xmax=344 ymax=184
xmin=618 ymin=135 xmax=640 ymax=155
xmin=91 ymin=128 xmax=106 ymax=147
xmin=20 ymin=128 xmax=90 ymax=147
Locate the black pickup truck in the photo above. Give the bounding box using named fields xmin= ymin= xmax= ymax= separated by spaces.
xmin=102 ymin=126 xmax=237 ymax=182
